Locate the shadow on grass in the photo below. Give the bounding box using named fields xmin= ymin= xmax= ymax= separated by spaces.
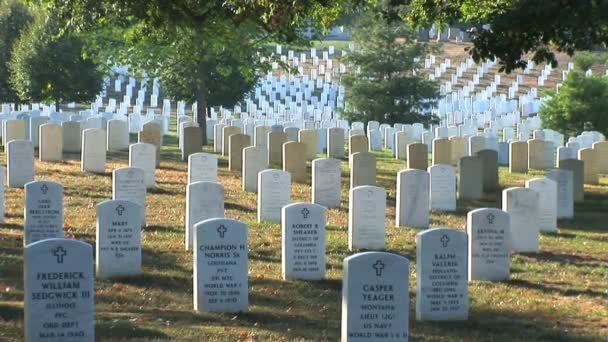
xmin=96 ymin=320 xmax=169 ymax=340
xmin=507 ymin=278 xmax=605 ymax=298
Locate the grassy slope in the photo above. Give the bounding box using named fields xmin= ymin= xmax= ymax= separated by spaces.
xmin=0 ymin=123 xmax=606 ymax=341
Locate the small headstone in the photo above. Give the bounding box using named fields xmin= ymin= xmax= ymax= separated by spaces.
xmin=242 ymin=146 xmax=268 ymax=192
xmin=284 ymin=127 xmax=299 ymax=142
xmin=24 ymin=181 xmax=63 ymax=245
xmin=113 ymin=167 xmax=146 ymax=227
xmin=509 ymin=141 xmax=528 ymax=173
xmin=578 ymin=148 xmax=599 ymax=184
xmin=312 ymin=157 xmax=341 ymax=208
xmin=546 ymin=169 xmax=574 ymax=219
xmin=7 ymin=139 xmax=35 ymax=187
xmin=283 ymin=141 xmax=307 ymax=182
xmin=282 ymin=202 xmax=326 ymax=280
xmin=327 ymin=127 xmax=345 ymax=158
xmin=62 ymin=121 xmax=82 ymax=153
xmin=428 ymin=164 xmax=456 ymax=211
xmin=407 ymin=143 xmax=428 ymax=170
xmin=222 ymin=126 xmax=241 ymax=156
xmin=229 ymin=133 xmax=251 ymax=172
xmin=349 ymin=135 xmax=369 ymax=165
xmin=39 ymin=123 xmax=63 ymax=161
xmin=268 ymin=131 xmax=288 ymax=165
xmin=194 ymin=218 xmax=248 ymax=312
xmin=139 ymin=121 xmax=162 ymax=166
xmin=81 ymin=128 xmax=106 ymax=173
xmin=298 ymin=129 xmax=317 ymax=160
xmin=106 ymin=119 xmax=129 ymax=151
xmin=502 ymin=187 xmax=540 ymax=252
xmin=432 ymin=138 xmax=451 ymax=165
xmin=182 ymin=126 xmax=203 ymax=160
xmin=525 ymin=178 xmax=558 ymax=232
xmin=349 ymin=185 xmax=386 ymax=250
xmin=350 ymin=152 xmax=376 ymax=188
xmin=558 ymin=159 xmax=584 ymax=203
xmin=416 ymin=228 xmax=468 ymax=321
xmin=96 ymin=200 xmax=142 ymax=278
xmin=592 ymin=141 xmax=608 ymax=173
xmin=341 ymin=252 xmax=409 ymax=341
xmin=258 ymin=169 xmax=291 ymax=223
xmin=527 ymin=139 xmax=546 ymax=169
xmin=396 ymin=169 xmax=430 ymax=228
xmin=254 ymin=125 xmax=271 ymax=147
xmin=449 ymin=136 xmax=467 ymax=165
xmin=458 ymin=156 xmax=483 ymax=200
xmin=186 ymin=181 xmax=225 ymax=250
xmin=129 ymin=143 xmax=156 ymax=189
xmin=467 ymin=208 xmax=510 ymax=281
xmin=477 ymin=149 xmax=499 ymax=192
xmin=188 ymin=153 xmax=218 ymax=184
xmin=24 ymin=238 xmax=94 ymax=341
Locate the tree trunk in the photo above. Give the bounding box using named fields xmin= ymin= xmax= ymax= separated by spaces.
xmin=196 ymin=86 xmax=208 ymax=145
xmin=55 ymin=99 xmax=60 ymax=112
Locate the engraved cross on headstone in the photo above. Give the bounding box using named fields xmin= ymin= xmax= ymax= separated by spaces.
xmin=53 ymin=246 xmax=67 ymax=263
xmin=217 ymin=225 xmax=227 ymax=238
xmin=301 ymin=208 xmax=309 ymax=219
xmin=373 ymin=260 xmax=385 ymax=276
xmin=486 ymin=213 xmax=495 ymax=225
xmin=440 ymin=234 xmax=450 ymax=248
xmin=116 ymin=205 xmax=125 ymax=216
xmin=41 ymin=184 xmax=49 ymax=195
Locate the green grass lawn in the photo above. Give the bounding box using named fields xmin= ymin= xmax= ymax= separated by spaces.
xmin=0 ymin=123 xmax=607 ymax=341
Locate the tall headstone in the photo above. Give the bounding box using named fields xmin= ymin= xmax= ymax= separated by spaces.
xmin=546 ymin=169 xmax=574 ymax=219
xmin=181 ymin=126 xmax=203 ymax=161
xmin=106 ymin=119 xmax=129 ymax=151
xmin=113 ymin=167 xmax=146 ymax=227
xmin=350 ymin=152 xmax=376 ymax=188
xmin=24 ymin=181 xmax=63 ymax=245
xmin=283 ymin=141 xmax=307 ymax=182
xmin=25 ymin=238 xmax=94 ymax=341
xmin=194 ymin=218 xmax=248 ymax=312
xmin=312 ymin=157 xmax=342 ymax=208
xmin=467 ymin=208 xmax=510 ymax=281
xmin=242 ymin=146 xmax=268 ymax=192
xmin=258 ymin=169 xmax=291 ymax=223
xmin=509 ymin=141 xmax=528 ymax=173
xmin=458 ymin=156 xmax=483 ymax=200
xmin=138 ymin=121 xmax=162 ymax=166
xmin=407 ymin=143 xmax=428 ymax=170
xmin=129 ymin=143 xmax=156 ymax=189
xmin=349 ymin=135 xmax=369 ymax=165
xmin=282 ymin=202 xmax=326 ymax=280
xmin=449 ymin=136 xmax=467 ymax=165
xmin=62 ymin=121 xmax=82 ymax=153
xmin=268 ymin=131 xmax=288 ymax=165
xmin=7 ymin=139 xmax=35 ymax=187
xmin=81 ymin=128 xmax=106 ymax=173
xmin=558 ymin=159 xmax=584 ymax=203
xmin=254 ymin=125 xmax=271 ymax=147
xmin=525 ymin=178 xmax=558 ymax=232
xmin=96 ymin=200 xmax=142 ymax=278
xmin=396 ymin=169 xmax=430 ymax=228
xmin=222 ymin=126 xmax=241 ymax=156
xmin=432 ymin=138 xmax=452 ymax=165
xmin=578 ymin=148 xmax=599 ymax=184
xmin=186 ymin=181 xmax=225 ymax=250
xmin=477 ymin=149 xmax=499 ymax=192
xmin=229 ymin=133 xmax=251 ymax=172
xmin=428 ymin=164 xmax=456 ymax=211
xmin=502 ymin=187 xmax=540 ymax=252
xmin=39 ymin=123 xmax=63 ymax=161
xmin=527 ymin=139 xmax=545 ymax=170
xmin=188 ymin=153 xmax=218 ymax=184
xmin=341 ymin=252 xmax=409 ymax=341
xmin=3 ymin=119 xmax=25 ymax=145
xmin=416 ymin=228 xmax=468 ymax=321
xmin=348 ymin=185 xmax=386 ymax=250
xmin=327 ymin=127 xmax=345 ymax=159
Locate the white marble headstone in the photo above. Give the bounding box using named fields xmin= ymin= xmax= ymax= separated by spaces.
xmin=186 ymin=181 xmax=225 ymax=250
xmin=24 ymin=181 xmax=64 ymax=245
xmin=467 ymin=208 xmax=510 ymax=281
xmin=257 ymin=169 xmax=291 ymax=223
xmin=348 ymin=185 xmax=386 ymax=250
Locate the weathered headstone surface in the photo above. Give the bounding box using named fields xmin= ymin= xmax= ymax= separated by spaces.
xmin=502 ymin=187 xmax=540 ymax=252
xmin=129 ymin=143 xmax=156 ymax=189
xmin=578 ymin=148 xmax=599 ymax=184
xmin=312 ymin=157 xmax=341 ymax=208
xmin=509 ymin=141 xmax=528 ymax=173
xmin=458 ymin=156 xmax=483 ymax=200
xmin=81 ymin=128 xmax=106 ymax=173
xmin=349 ymin=185 xmax=386 ymax=250
xmin=186 ymin=181 xmax=225 ymax=250
xmin=416 ymin=228 xmax=468 ymax=321
xmin=477 ymin=149 xmax=499 ymax=192
xmin=396 ymin=169 xmax=430 ymax=228
xmin=408 ymin=143 xmax=429 ymax=170
xmin=113 ymin=167 xmax=146 ymax=227
xmin=268 ymin=131 xmax=288 ymax=165
xmin=558 ymin=159 xmax=584 ymax=203
xmin=181 ymin=126 xmax=203 ymax=161
xmin=39 ymin=123 xmax=63 ymax=161
xmin=138 ymin=121 xmax=162 ymax=166
xmin=282 ymin=202 xmax=326 ymax=280
xmin=283 ymin=141 xmax=307 ymax=182
xmin=298 ymin=129 xmax=317 ymax=160
xmin=96 ymin=200 xmax=142 ymax=278
xmin=229 ymin=133 xmax=251 ymax=172
xmin=258 ymin=169 xmax=291 ymax=223
xmin=7 ymin=139 xmax=35 ymax=187
xmin=62 ymin=121 xmax=82 ymax=153
xmin=341 ymin=251 xmax=409 ymax=341
xmin=24 ymin=181 xmax=63 ymax=245
xmin=327 ymin=127 xmax=345 ymax=158
xmin=546 ymin=169 xmax=574 ymax=219
xmin=467 ymin=208 xmax=510 ymax=281
xmin=25 ymin=238 xmax=94 ymax=342
xmin=525 ymin=178 xmax=558 ymax=232
xmin=350 ymin=152 xmax=376 ymax=188
xmin=432 ymin=138 xmax=452 ymax=165
xmin=428 ymin=164 xmax=456 ymax=211
xmin=527 ymin=139 xmax=546 ymax=170
xmin=194 ymin=218 xmax=248 ymax=312
xmin=106 ymin=120 xmax=129 ymax=151
xmin=242 ymin=146 xmax=268 ymax=192
xmin=188 ymin=152 xmax=218 ymax=184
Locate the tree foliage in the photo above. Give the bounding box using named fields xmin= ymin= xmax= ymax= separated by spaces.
xmin=9 ymin=8 xmax=103 ymax=106
xmin=0 ymin=0 xmax=32 ymax=103
xmin=382 ymin=0 xmax=608 ymax=73
xmin=539 ymin=69 xmax=608 ymax=138
xmin=342 ymin=12 xmax=438 ymax=126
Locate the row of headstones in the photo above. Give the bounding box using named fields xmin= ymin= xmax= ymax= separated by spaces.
xmin=25 ymin=204 xmax=518 ymax=340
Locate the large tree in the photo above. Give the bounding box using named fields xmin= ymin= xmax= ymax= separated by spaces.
xmin=383 ymin=0 xmax=608 ymax=72
xmin=0 ymin=0 xmax=32 ymax=103
xmin=9 ymin=9 xmax=103 ymax=108
xmin=342 ymin=12 xmax=438 ymax=126
xmin=44 ymin=0 xmax=351 ymax=144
